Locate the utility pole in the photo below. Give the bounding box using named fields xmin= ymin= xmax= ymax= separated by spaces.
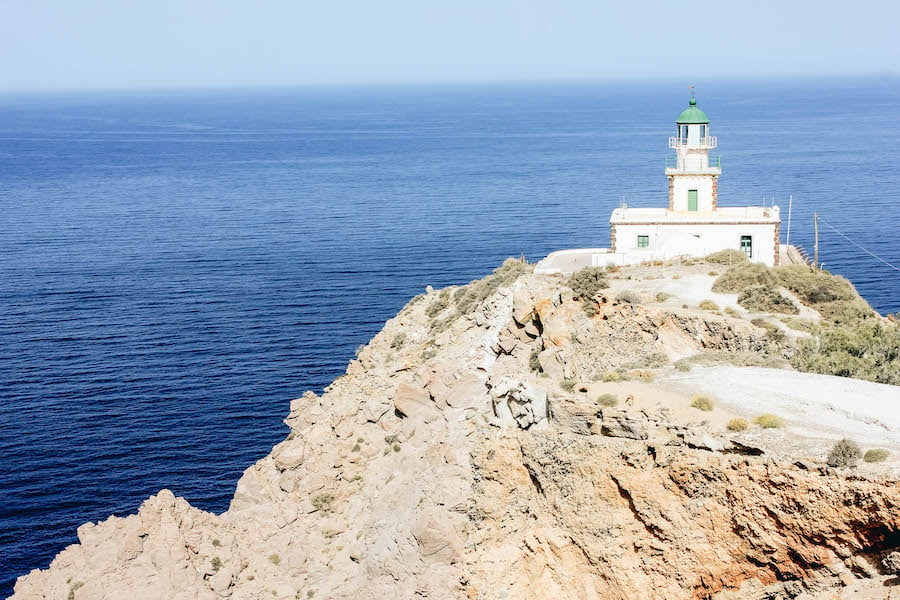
xmin=813 ymin=212 xmax=819 ymax=270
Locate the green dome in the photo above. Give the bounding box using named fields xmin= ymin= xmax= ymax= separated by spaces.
xmin=676 ymin=97 xmax=709 ymax=124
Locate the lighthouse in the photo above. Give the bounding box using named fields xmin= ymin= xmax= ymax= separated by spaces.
xmin=536 ymin=94 xmax=784 ymax=274
xmin=667 ymin=96 xmax=720 ymax=213
xmin=604 ymin=95 xmax=782 ymax=267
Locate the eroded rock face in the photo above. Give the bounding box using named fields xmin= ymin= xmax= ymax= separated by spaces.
xmin=13 ymin=262 xmax=900 ymax=600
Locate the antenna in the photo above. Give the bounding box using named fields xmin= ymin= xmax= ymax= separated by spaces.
xmin=688 ymin=84 xmax=695 ymax=99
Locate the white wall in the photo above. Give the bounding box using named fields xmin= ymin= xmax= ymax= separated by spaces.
xmin=614 ymin=222 xmax=778 ymax=266
xmin=671 ymin=175 xmax=715 ymax=212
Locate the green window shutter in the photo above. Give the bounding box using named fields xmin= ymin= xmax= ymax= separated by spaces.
xmin=688 ymin=189 xmax=698 ymax=211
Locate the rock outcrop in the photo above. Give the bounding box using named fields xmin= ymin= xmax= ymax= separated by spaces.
xmin=13 ymin=260 xmax=900 ymax=599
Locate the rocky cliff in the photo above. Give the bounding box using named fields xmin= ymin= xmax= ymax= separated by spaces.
xmin=13 ymin=259 xmax=900 ymax=600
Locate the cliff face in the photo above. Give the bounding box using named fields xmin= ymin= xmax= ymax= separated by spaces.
xmin=13 ymin=260 xmax=900 ymax=600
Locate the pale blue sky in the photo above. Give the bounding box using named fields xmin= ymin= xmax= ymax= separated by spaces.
xmin=2 ymin=0 xmax=898 ymax=92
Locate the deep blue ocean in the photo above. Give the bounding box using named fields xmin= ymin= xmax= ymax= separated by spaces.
xmin=1 ymin=79 xmax=899 ymax=594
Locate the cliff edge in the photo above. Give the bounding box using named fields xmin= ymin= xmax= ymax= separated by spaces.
xmin=13 ymin=257 xmax=900 ymax=600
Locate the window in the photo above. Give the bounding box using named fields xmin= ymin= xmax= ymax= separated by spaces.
xmin=679 ymin=125 xmax=688 ymax=143
xmin=740 ymin=235 xmax=752 ymax=258
xmin=637 ymin=235 xmax=649 ymax=248
xmin=700 ymin=124 xmax=707 ymax=140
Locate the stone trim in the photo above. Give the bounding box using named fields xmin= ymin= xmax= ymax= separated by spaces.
xmin=774 ymin=222 xmax=781 ymax=266
xmin=609 ymin=225 xmax=617 ymax=253
xmin=611 ymin=220 xmax=781 ymax=226
xmin=711 ymin=176 xmax=718 ymax=211
xmin=667 ymin=177 xmax=674 ymax=211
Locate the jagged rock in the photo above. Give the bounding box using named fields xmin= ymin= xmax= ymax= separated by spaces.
xmin=598 ymin=409 xmax=649 ymax=440
xmin=489 ymin=376 xmax=548 ymax=429
xmin=393 ymin=383 xmax=440 ymax=422
xmin=13 ymin=263 xmax=900 ymax=600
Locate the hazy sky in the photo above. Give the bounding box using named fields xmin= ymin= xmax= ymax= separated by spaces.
xmin=2 ymin=0 xmax=898 ymax=92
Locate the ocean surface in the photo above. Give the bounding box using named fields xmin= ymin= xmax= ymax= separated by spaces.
xmin=1 ymin=79 xmax=899 ymax=593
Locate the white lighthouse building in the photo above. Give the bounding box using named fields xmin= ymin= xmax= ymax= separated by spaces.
xmin=609 ymin=96 xmax=781 ymax=266
xmin=536 ymin=96 xmax=782 ymax=274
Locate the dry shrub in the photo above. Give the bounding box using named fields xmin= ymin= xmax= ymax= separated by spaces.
xmin=754 ymin=413 xmax=785 ymax=429
xmin=827 ymin=438 xmax=861 ymax=468
xmin=596 ymin=393 xmax=618 ymax=407
xmin=726 ymin=418 xmax=748 ymax=431
xmin=738 ymin=285 xmax=799 ymax=314
xmin=863 ymin=448 xmax=889 ymax=463
xmin=712 ymin=263 xmax=777 ymax=293
xmin=616 ymin=290 xmax=641 ymax=304
xmin=690 ymin=395 xmax=714 ymax=411
xmin=567 ymin=267 xmax=608 ymax=300
xmin=705 ymin=249 xmax=750 ymax=265
xmin=698 ymin=299 xmax=719 ymax=311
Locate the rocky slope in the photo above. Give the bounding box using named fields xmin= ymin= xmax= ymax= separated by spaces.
xmin=12 ymin=260 xmax=900 ymax=600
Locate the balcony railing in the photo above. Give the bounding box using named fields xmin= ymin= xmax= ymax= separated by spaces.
xmin=665 ymin=156 xmax=721 ymax=170
xmin=669 ymin=136 xmax=717 ymax=149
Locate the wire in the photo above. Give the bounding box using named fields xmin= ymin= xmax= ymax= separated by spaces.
xmin=817 ymin=216 xmax=900 ymax=273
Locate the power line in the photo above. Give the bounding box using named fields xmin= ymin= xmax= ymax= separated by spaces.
xmin=817 ymin=215 xmax=900 ymax=273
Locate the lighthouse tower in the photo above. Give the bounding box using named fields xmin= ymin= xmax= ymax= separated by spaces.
xmin=666 ymin=97 xmax=720 ymax=213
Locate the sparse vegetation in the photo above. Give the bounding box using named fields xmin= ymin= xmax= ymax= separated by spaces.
xmin=827 ymin=438 xmax=861 ymax=468
xmin=560 ymin=379 xmax=577 ymax=392
xmin=738 ymin=285 xmax=799 ymax=314
xmin=792 ymin=320 xmax=900 ymax=385
xmin=751 ymin=318 xmax=786 ymax=344
xmin=864 ymin=448 xmax=890 ymax=463
xmin=626 ymin=352 xmax=669 ymax=369
xmin=690 ymin=395 xmax=714 ymax=411
xmin=781 ymin=317 xmax=817 ymax=333
xmin=674 ymin=351 xmax=787 ymax=370
xmin=705 ymin=249 xmax=750 ymax=265
xmin=724 ymin=306 xmax=740 ymax=318
xmin=454 ymin=258 xmax=530 ymax=315
xmin=268 ymin=553 xmax=281 ymax=565
xmin=581 ymin=299 xmax=599 ymax=317
xmin=698 ymin=300 xmax=719 ymax=311
xmin=615 ymin=290 xmax=641 ymax=304
xmin=596 ymin=393 xmax=619 ymax=407
xmin=567 ymin=266 xmax=608 ymax=300
xmin=351 ymin=443 xmax=361 ymax=452
xmin=311 ymin=493 xmax=334 ymax=513
xmin=655 ymin=292 xmax=672 ymax=302
xmin=726 ymin=418 xmax=748 ymax=432
xmin=707 ymin=271 xmax=719 ymax=276
xmin=712 ymin=263 xmax=777 ymax=293
xmin=754 ymin=413 xmax=785 ymax=429
xmin=529 ymin=348 xmax=543 ymax=373
xmin=393 ymin=443 xmax=401 ymax=452
xmin=390 ymin=332 xmax=406 ymax=349
xmin=601 ymin=370 xmax=621 ymax=382
xmin=211 ymin=556 xmax=222 ymax=571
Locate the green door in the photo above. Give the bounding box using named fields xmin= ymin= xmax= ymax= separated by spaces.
xmin=688 ymin=189 xmax=698 ymax=211
xmin=740 ymin=235 xmax=752 ymax=258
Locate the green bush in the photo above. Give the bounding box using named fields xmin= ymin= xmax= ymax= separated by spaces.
xmin=827 ymin=438 xmax=861 ymax=468
xmin=863 ymin=448 xmax=890 ymax=463
xmin=582 ymin=299 xmax=599 ymax=317
xmin=567 ymin=267 xmax=608 ymax=300
xmin=390 ymin=332 xmax=407 ymax=349
xmin=754 ymin=413 xmax=785 ymax=429
xmin=751 ymin=318 xmax=786 ymax=344
xmin=712 ymin=263 xmax=777 ymax=293
xmin=626 ymin=352 xmax=669 ymax=369
xmin=698 ymin=300 xmax=719 ymax=311
xmin=529 ymin=348 xmax=543 ymax=373
xmin=616 ymin=290 xmax=641 ymax=304
xmin=726 ymin=418 xmax=748 ymax=431
xmin=737 ymin=285 xmax=799 ymax=314
xmin=690 ymin=395 xmax=714 ymax=411
xmin=792 ymin=321 xmax=900 ymax=385
xmin=601 ymin=370 xmax=621 ymax=382
xmin=655 ymin=292 xmax=672 ymax=302
xmin=596 ymin=393 xmax=619 ymax=407
xmin=705 ymin=249 xmax=751 ymax=265
xmin=311 ymin=493 xmax=334 ymax=513
xmin=560 ymin=379 xmax=577 ymax=392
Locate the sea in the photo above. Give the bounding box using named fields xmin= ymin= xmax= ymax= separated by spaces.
xmin=1 ymin=79 xmax=899 ymax=594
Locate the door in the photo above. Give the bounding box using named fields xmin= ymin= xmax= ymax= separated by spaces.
xmin=688 ymin=189 xmax=698 ymax=211
xmin=740 ymin=235 xmax=752 ymax=258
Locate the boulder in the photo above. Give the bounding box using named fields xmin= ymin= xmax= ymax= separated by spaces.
xmin=598 ymin=409 xmax=648 ymax=440
xmin=393 ymin=383 xmax=440 ymax=422
xmin=490 ymin=376 xmax=548 ymax=429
